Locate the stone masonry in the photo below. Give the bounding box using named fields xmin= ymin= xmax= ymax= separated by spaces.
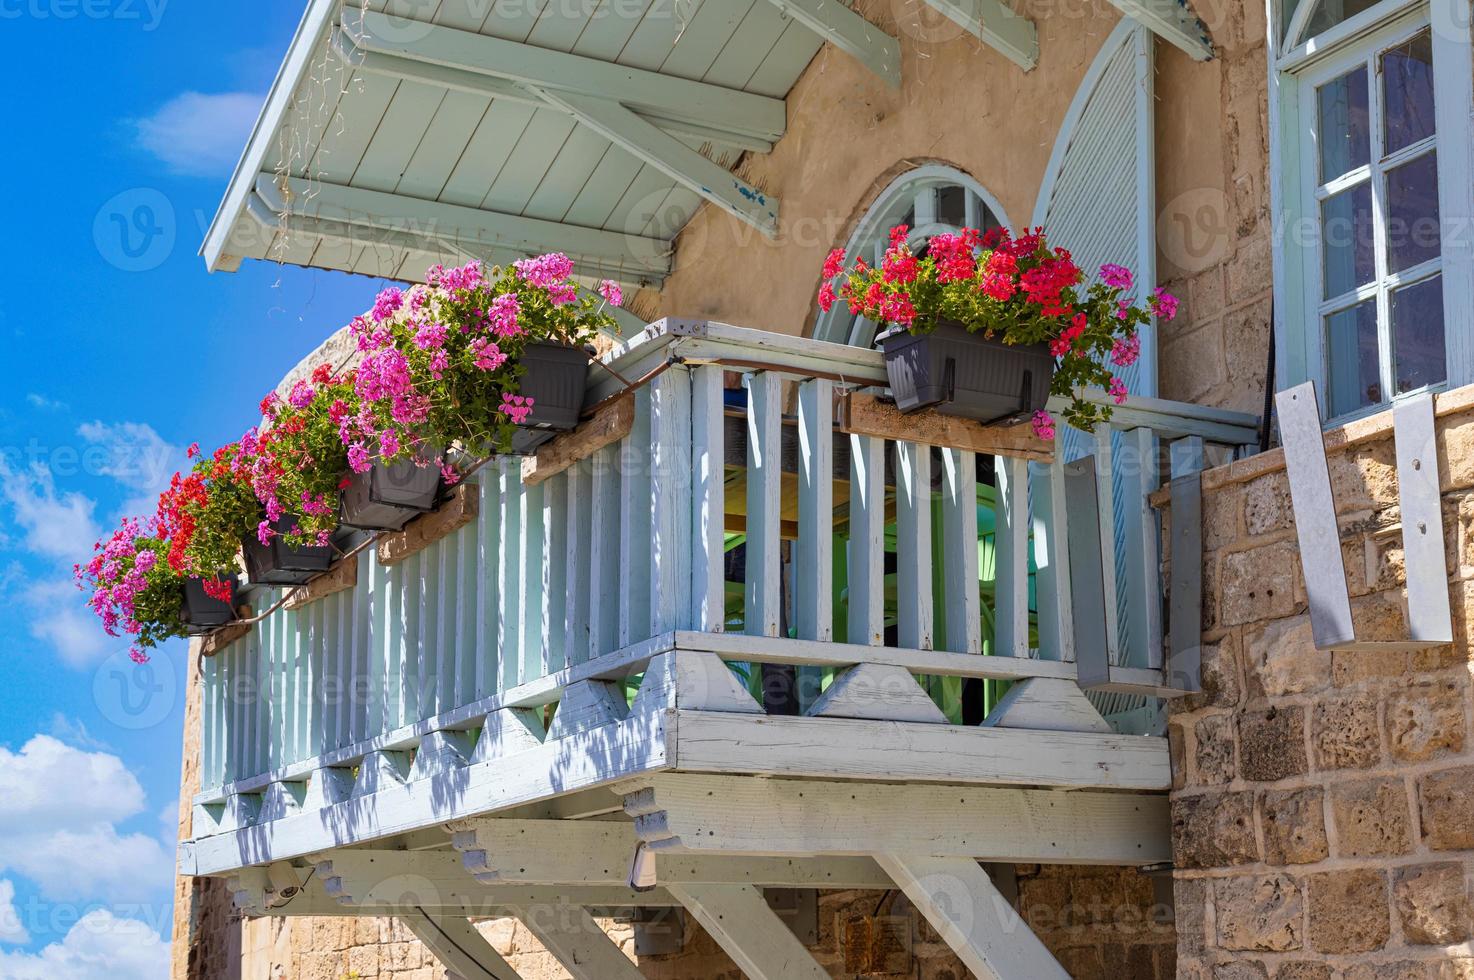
xmin=1166 ymin=389 xmax=1474 ymax=978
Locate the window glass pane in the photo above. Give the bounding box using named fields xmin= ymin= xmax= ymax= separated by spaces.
xmin=937 ymin=186 xmax=967 ymax=227
xmin=1317 ymin=67 xmax=1371 ymax=181
xmin=1280 ymin=0 xmax=1306 ymax=41
xmin=1321 ymin=181 xmax=1375 ymax=298
xmin=1392 ymin=275 xmax=1446 ymax=394
xmin=1382 ymin=30 xmax=1436 ymax=153
xmin=1386 ymin=150 xmax=1441 ymax=272
xmin=1325 ymin=300 xmax=1381 ymax=416
xmin=1305 ymin=0 xmax=1383 ymax=38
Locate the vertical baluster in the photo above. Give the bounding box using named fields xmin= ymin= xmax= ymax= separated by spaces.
xmin=745 ymin=371 xmax=782 ymax=638
xmin=620 ymin=389 xmax=654 ymax=644
xmin=253 ymin=630 xmax=268 ymax=777
xmin=364 ymin=552 xmax=385 ymax=748
xmin=565 ymin=460 xmax=591 ymax=665
xmin=497 ymin=459 xmax=524 ymax=689
xmin=336 ymin=589 xmax=354 ymax=747
xmin=272 ymin=610 xmax=286 ymax=770
xmin=353 ymin=561 xmax=370 ymax=745
xmin=436 ymin=529 xmax=459 ymax=716
xmin=847 ymin=434 xmax=885 ymax=646
xmin=518 ymin=474 xmax=542 ymax=680
xmin=796 ymin=379 xmax=834 ymax=642
xmin=993 ymin=456 xmax=1029 ymax=657
xmin=589 ymin=445 xmax=621 ymax=659
xmin=201 ymin=651 xmax=216 ymax=788
xmin=476 ymin=470 xmax=500 ymax=699
xmin=419 ymin=543 xmax=443 ymax=720
xmin=689 ymin=366 xmax=726 ymax=633
xmin=458 ymin=514 xmax=481 ymax=708
xmin=1094 ymin=426 xmax=1121 ymax=669
xmin=895 ymin=441 xmax=933 ymax=649
xmin=541 ymin=473 xmax=567 ymax=673
xmin=941 ymin=448 xmax=980 ymax=654
xmin=1031 ymin=456 xmax=1075 ymax=662
xmin=381 ymin=552 xmax=403 ymax=731
xmin=402 ymin=551 xmax=423 ymax=724
xmin=1119 ymin=427 xmax=1163 ymax=668
xmin=650 ymin=368 xmax=692 ymax=634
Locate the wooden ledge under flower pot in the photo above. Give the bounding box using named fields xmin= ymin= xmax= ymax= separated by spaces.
xmin=521 ymin=394 xmax=635 ymax=486
xmin=377 ymin=482 xmax=479 ymax=567
xmin=837 ymin=391 xmax=1054 ymax=462
xmin=199 ymin=606 xmax=255 ymax=658
xmin=283 ymin=556 xmax=359 ymax=611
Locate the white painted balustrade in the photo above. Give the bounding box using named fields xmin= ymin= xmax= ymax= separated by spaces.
xmin=197 ymin=320 xmax=1259 ymax=803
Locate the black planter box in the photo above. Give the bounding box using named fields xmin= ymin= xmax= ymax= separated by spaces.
xmin=880 ymin=320 xmax=1053 ymax=426
xmin=340 ymin=452 xmax=444 ymax=531
xmin=242 ymin=515 xmax=335 ymax=586
xmin=181 ymin=575 xmax=239 ymax=634
xmin=509 ymin=342 xmax=590 ymax=454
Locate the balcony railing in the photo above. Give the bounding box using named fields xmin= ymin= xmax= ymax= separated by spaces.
xmin=195 ymin=320 xmax=1259 ymax=811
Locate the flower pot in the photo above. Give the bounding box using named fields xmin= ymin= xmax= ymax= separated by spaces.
xmin=879 ymin=320 xmax=1053 ymax=426
xmin=181 ymin=575 xmax=239 ymax=634
xmin=509 ymin=342 xmax=591 ymax=454
xmin=242 ymin=515 xmax=335 ymax=586
xmin=340 ymin=451 xmax=445 ymax=531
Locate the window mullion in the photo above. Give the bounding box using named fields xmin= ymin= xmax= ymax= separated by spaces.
xmin=1369 ymin=51 xmax=1396 ymax=405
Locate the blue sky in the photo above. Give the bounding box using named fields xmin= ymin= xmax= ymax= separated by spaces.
xmin=0 ymin=3 xmax=389 ymax=973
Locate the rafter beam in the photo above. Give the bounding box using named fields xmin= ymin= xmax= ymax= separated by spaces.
xmin=451 ymin=819 xmax=894 ymax=889
xmin=341 ymin=7 xmax=785 ymax=144
xmin=257 ymin=174 xmax=670 ymax=282
xmin=399 ymin=909 xmax=524 ymax=980
xmin=532 ymin=90 xmax=780 ymax=237
xmin=920 ymin=0 xmax=1038 ymax=70
xmin=625 ymin=774 xmax=1172 ymax=865
xmin=331 ymin=31 xmax=775 ymax=154
xmin=514 ymin=907 xmax=647 ymax=980
xmin=666 ymin=884 xmax=831 ymax=980
xmin=762 ymin=0 xmax=900 ymax=86
xmin=1105 ymin=0 xmax=1212 ymax=60
xmin=876 ymin=855 xmax=1070 ymax=979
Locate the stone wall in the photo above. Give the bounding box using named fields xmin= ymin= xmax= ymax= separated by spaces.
xmin=1167 ymin=389 xmax=1474 ymax=977
xmin=178 ymin=866 xmax=1172 ymax=980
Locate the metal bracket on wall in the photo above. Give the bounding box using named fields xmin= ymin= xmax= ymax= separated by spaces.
xmin=1276 ymin=382 xmax=1452 ymax=651
xmin=1167 ymin=469 xmax=1203 ymax=692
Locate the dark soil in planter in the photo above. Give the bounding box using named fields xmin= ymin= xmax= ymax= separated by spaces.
xmin=509 ymin=342 xmax=591 ymax=454
xmin=242 ymin=515 xmax=335 ymax=586
xmin=880 ymin=320 xmax=1053 ymax=426
xmin=340 ymin=450 xmax=445 ymax=531
xmin=181 ymin=575 xmax=239 ymax=634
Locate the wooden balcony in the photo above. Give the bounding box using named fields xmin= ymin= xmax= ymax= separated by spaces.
xmin=181 ymin=320 xmax=1258 ymax=978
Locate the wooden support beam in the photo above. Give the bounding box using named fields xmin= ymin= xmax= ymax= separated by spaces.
xmin=398 ymin=909 xmax=524 ymax=980
xmin=378 ymin=483 xmax=479 ymax=566
xmin=875 ymin=855 xmax=1069 ymax=979
xmin=838 ymin=392 xmax=1053 ymax=461
xmin=918 ymin=0 xmax=1039 ymax=70
xmin=283 ymin=555 xmax=357 ymax=610
xmin=515 ymin=906 xmax=646 ymax=980
xmin=982 ymin=678 xmax=1112 ymax=734
xmin=763 ymin=0 xmax=901 ymax=85
xmin=626 ymin=773 xmax=1171 ymax=864
xmin=666 ymin=883 xmax=831 ymax=980
xmin=522 ymin=396 xmax=635 ymax=487
xmin=451 ymin=819 xmax=894 ymax=889
xmin=1103 ymin=0 xmax=1213 ymax=60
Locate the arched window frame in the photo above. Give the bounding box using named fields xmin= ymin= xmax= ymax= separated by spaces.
xmin=812 ymin=165 xmax=1009 ymax=348
xmin=1269 ymin=0 xmax=1474 ymax=423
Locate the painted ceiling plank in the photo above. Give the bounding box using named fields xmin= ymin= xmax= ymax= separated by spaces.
xmin=336 ymin=33 xmax=778 ymax=154
xmin=540 ymin=90 xmax=781 ymax=237
xmin=762 ymin=0 xmax=901 ymax=86
xmin=255 ymin=175 xmax=672 ymax=279
xmin=920 ymin=0 xmax=1038 ymax=70
xmin=342 ymin=7 xmax=787 ymax=143
xmin=1104 ymin=0 xmax=1213 ymax=60
xmin=876 ymin=855 xmax=1070 ymax=980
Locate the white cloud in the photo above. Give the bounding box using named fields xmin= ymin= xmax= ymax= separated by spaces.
xmin=133 ymin=91 xmax=262 ymax=178
xmin=23 ymin=580 xmax=110 ymax=668
xmin=0 ymin=880 xmax=29 ymax=945
xmin=0 ymin=460 xmax=100 ymax=562
xmin=0 ymin=910 xmax=167 ymax=980
xmin=76 ymin=421 xmax=180 ymax=496
xmin=24 ymin=394 xmax=67 ymax=412
xmin=0 ymin=737 xmax=171 ymax=904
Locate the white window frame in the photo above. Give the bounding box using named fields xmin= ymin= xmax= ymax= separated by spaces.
xmin=1268 ymin=0 xmax=1474 ymax=423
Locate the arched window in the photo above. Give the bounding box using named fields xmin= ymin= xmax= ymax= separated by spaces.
xmin=813 ymin=165 xmax=1008 ymax=348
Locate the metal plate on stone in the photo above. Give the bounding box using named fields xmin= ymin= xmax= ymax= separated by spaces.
xmin=1393 ymin=393 xmax=1453 ymax=644
xmin=1168 ymin=471 xmax=1203 ymax=692
xmin=1276 ymin=382 xmax=1356 ymax=648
